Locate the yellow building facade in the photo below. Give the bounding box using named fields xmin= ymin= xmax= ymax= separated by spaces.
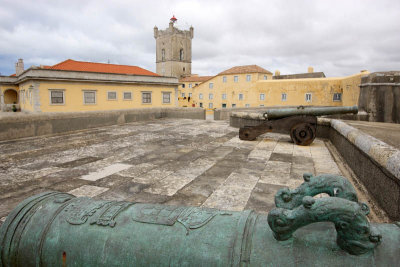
xmin=0 ymin=60 xmax=179 ymax=113
xmin=180 ymin=65 xmax=368 ymax=110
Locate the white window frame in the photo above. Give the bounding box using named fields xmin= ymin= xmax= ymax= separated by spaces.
xmin=223 ymin=76 xmax=227 ymax=83
xmin=264 ymin=75 xmax=268 ymax=80
xmin=234 ymin=76 xmax=239 ymax=82
xmin=260 ymin=93 xmax=265 ymax=100
xmin=209 ymin=103 xmax=213 ymax=109
xmin=333 ymin=93 xmax=342 ymax=102
xmin=238 ymin=93 xmax=243 ymax=100
xmin=209 ymin=93 xmax=213 ymax=100
xmin=162 ymin=92 xmax=171 ymax=104
xmin=49 ymin=89 xmax=65 ymax=105
xmin=209 ymin=82 xmax=214 ymax=89
xmin=222 ymin=103 xmax=227 ymax=108
xmin=245 ymin=104 xmax=250 ymax=107
xmin=222 ymin=93 xmax=227 ymax=100
xmin=199 ymin=93 xmax=203 ymax=99
xmin=83 ymin=90 xmax=96 ymax=105
xmin=142 ymin=91 xmax=152 ymax=104
xmin=107 ymin=91 xmax=117 ymax=101
xmin=188 ymin=93 xmax=192 ymax=97
xmin=182 ymin=93 xmax=186 ymax=97
xmin=246 ymin=74 xmax=251 ymax=81
xmin=232 ymin=104 xmax=236 ymax=108
xmin=281 ymin=93 xmax=287 ymax=102
xmin=123 ymin=91 xmax=132 ymax=100
xmin=189 ymin=83 xmax=192 ymax=88
xmin=305 ymin=93 xmax=312 ymax=102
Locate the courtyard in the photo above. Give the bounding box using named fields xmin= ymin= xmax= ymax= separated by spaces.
xmin=0 ymin=118 xmax=378 ymax=224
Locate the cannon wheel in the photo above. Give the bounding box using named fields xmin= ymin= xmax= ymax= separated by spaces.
xmin=290 ymin=122 xmax=316 ymax=146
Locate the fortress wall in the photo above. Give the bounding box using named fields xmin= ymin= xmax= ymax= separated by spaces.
xmin=0 ymin=107 xmax=205 ymax=141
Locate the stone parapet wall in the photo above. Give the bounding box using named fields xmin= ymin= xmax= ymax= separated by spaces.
xmin=329 ymin=119 xmax=400 ymax=220
xmin=0 ymin=108 xmax=205 ymax=141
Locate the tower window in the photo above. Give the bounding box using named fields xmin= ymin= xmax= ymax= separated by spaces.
xmin=162 ymin=49 xmax=165 ymax=61
xmin=180 ymin=49 xmax=184 ymax=61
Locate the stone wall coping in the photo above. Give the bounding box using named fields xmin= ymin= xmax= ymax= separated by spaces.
xmin=230 ymin=112 xmax=266 ymax=120
xmin=0 ymin=107 xmax=204 ymax=123
xmin=330 ymin=119 xmax=400 ymax=180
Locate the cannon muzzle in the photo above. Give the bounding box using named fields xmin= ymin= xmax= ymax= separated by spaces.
xmin=264 ymin=105 xmax=358 ymax=120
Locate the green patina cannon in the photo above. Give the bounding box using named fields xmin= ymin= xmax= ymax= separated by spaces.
xmin=239 ymin=105 xmax=358 ymax=145
xmin=1 ymin=174 xmax=399 ymax=267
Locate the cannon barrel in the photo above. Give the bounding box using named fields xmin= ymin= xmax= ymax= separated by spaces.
xmin=1 ymin=191 xmax=400 ymax=266
xmin=264 ymin=105 xmax=358 ymax=119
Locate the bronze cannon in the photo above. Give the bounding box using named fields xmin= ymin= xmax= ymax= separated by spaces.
xmin=1 ymin=174 xmax=399 ymax=266
xmin=238 ymin=105 xmax=358 ymax=145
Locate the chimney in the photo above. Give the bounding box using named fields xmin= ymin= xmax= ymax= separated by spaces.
xmin=275 ymin=70 xmax=280 ymax=76
xmin=15 ymin=58 xmax=24 ymax=76
xmin=308 ymin=66 xmax=314 ymax=73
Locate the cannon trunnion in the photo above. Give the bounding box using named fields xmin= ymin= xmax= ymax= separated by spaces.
xmin=239 ymin=105 xmax=358 ymax=145
xmin=1 ymin=174 xmax=400 ymax=267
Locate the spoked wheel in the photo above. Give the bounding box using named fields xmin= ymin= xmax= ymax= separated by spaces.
xmin=290 ymin=123 xmax=316 ymax=146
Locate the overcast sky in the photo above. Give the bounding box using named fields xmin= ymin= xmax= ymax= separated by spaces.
xmin=1 ymin=0 xmax=399 ymax=77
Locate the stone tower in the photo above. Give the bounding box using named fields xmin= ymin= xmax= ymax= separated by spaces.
xmin=154 ymin=16 xmax=193 ymax=78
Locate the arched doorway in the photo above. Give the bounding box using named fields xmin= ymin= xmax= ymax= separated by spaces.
xmin=4 ymin=89 xmax=18 ymax=104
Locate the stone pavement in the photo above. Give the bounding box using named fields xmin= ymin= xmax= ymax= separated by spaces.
xmin=0 ymin=118 xmax=344 ymax=223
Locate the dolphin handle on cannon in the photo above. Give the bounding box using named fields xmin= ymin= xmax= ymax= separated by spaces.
xmin=239 ymin=105 xmax=358 ymax=145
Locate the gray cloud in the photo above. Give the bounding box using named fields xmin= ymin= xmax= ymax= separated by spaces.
xmin=0 ymin=0 xmax=399 ymax=77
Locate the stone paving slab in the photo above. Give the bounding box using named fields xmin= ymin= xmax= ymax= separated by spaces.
xmin=0 ymin=118 xmax=356 ymax=223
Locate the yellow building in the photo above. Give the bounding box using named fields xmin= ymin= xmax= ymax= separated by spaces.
xmin=183 ymin=64 xmax=368 ymax=110
xmin=178 ymin=75 xmax=213 ymax=107
xmin=0 ymin=59 xmax=179 ymax=112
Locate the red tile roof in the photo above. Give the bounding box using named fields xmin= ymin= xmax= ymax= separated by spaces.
xmin=46 ymin=59 xmax=159 ymax=76
xmin=179 ymin=75 xmax=214 ymax=82
xmin=218 ymin=65 xmax=272 ymax=75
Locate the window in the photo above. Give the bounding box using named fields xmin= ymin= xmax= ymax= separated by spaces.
xmin=223 ymin=76 xmax=227 ymax=83
xmin=180 ymin=49 xmax=184 ymax=61
xmin=281 ymin=93 xmax=287 ymax=101
xmin=232 ymin=104 xmax=236 ymax=108
xmin=260 ymin=93 xmax=265 ymax=100
xmin=222 ymin=93 xmax=227 ymax=100
xmin=234 ymin=76 xmax=238 ymax=82
xmin=209 ymin=83 xmax=213 ymax=89
xmin=305 ymin=93 xmax=312 ymax=102
xmin=50 ymin=90 xmax=65 ymax=104
xmin=123 ymin=92 xmax=132 ymax=100
xmin=199 ymin=102 xmax=203 ymax=107
xmin=83 ymin=91 xmax=96 ymax=104
xmin=238 ymin=93 xmax=243 ymax=100
xmin=182 ymin=84 xmax=185 ymax=88
xmin=107 ymin=91 xmax=117 ymax=100
xmin=162 ymin=92 xmax=171 ymax=103
xmin=209 ymin=103 xmax=213 ymax=108
xmin=245 ymin=104 xmax=250 ymax=107
xmin=189 ymin=93 xmax=192 ymax=97
xmin=189 ymin=83 xmax=192 ymax=88
xmin=246 ymin=75 xmax=251 ymax=81
xmin=195 ymin=83 xmax=198 ymax=86
xmin=222 ymin=103 xmax=227 ymax=108
xmin=161 ymin=49 xmax=165 ymax=61
xmin=209 ymin=93 xmax=213 ymax=100
xmin=260 ymin=104 xmax=265 ymax=107
xmin=264 ymin=75 xmax=268 ymax=80
xmin=182 ymin=93 xmax=185 ymax=97
xmin=333 ymin=93 xmax=342 ymax=101
xmin=142 ymin=92 xmax=152 ymax=104
xmin=199 ymin=93 xmax=203 ymax=99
